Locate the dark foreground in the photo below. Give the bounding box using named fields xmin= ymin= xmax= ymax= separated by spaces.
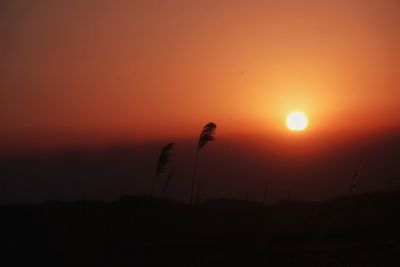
xmin=2 ymin=191 xmax=400 ymax=266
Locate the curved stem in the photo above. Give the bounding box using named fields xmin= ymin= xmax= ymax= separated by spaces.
xmin=190 ymin=149 xmax=200 ymax=205
xmin=195 ymin=172 xmax=203 ymax=206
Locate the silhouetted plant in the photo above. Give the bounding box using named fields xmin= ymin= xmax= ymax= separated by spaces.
xmin=162 ymin=165 xmax=175 ymax=196
xmin=348 ymin=168 xmax=359 ymax=197
xmin=263 ymin=159 xmax=273 ymax=205
xmin=152 ymin=142 xmax=174 ymax=196
xmin=190 ymin=122 xmax=217 ymax=204
xmin=348 ymin=157 xmax=366 ymax=197
xmin=195 ymin=173 xmax=202 ymax=205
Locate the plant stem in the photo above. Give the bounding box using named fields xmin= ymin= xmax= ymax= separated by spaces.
xmin=190 ymin=149 xmax=200 ymax=205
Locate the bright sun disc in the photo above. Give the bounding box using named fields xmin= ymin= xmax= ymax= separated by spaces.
xmin=286 ymin=111 xmax=308 ymax=131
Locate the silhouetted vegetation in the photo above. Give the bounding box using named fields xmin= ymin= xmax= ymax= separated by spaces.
xmin=190 ymin=122 xmax=217 ymax=204
xmin=1 ymin=125 xmax=399 ymax=266
xmin=162 ymin=165 xmax=175 ymax=196
xmin=263 ymin=159 xmax=273 ymax=205
xmin=152 ymin=142 xmax=174 ymax=196
xmin=2 ymin=191 xmax=400 ymax=266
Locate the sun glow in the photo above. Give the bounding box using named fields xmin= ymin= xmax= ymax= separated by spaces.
xmin=286 ymin=111 xmax=308 ymax=131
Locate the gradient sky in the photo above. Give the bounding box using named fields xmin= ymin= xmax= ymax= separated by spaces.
xmin=1 ymin=0 xmax=400 ymax=152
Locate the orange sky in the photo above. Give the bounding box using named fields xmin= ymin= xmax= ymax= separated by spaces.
xmin=1 ymin=0 xmax=400 ymax=151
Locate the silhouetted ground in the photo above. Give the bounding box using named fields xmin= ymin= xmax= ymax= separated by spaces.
xmin=2 ymin=191 xmax=400 ymax=266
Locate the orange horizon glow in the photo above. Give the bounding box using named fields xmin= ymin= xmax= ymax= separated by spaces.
xmin=1 ymin=0 xmax=400 ymax=152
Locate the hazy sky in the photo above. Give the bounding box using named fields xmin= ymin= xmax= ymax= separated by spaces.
xmin=1 ymin=0 xmax=400 ymax=151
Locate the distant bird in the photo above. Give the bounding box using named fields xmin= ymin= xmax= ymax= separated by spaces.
xmin=190 ymin=122 xmax=217 ymax=204
xmin=152 ymin=142 xmax=174 ymax=196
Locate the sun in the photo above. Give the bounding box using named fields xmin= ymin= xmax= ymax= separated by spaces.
xmin=286 ymin=111 xmax=308 ymax=131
